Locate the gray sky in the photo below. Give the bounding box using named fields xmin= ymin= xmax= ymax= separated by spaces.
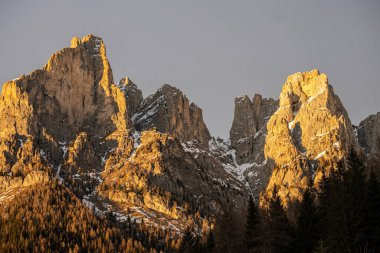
xmin=1 ymin=0 xmax=379 ymax=138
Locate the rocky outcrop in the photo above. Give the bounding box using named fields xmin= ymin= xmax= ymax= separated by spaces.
xmin=228 ymin=93 xmax=277 ymax=197
xmin=1 ymin=34 xmax=132 ymax=140
xmin=230 ymin=94 xmax=278 ymax=164
xmin=0 ymin=34 xmax=134 ymax=191
xmin=227 ymin=70 xmax=359 ymax=208
xmin=358 ymin=112 xmax=380 ymax=155
xmin=230 ymin=96 xmax=256 ymax=149
xmin=262 ymin=69 xmax=357 ymax=209
xmin=358 ymin=112 xmax=380 ymax=178
xmin=118 ymin=77 xmax=143 ymax=118
xmin=252 ymin=94 xmax=279 ymax=132
xmin=133 ymin=84 xmax=211 ymax=143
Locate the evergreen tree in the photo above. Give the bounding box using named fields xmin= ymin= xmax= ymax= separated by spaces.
xmin=294 ymin=187 xmax=317 ymax=253
xmin=246 ymin=195 xmax=259 ymax=251
xmin=215 ymin=206 xmax=242 ymax=253
xmin=341 ymin=150 xmax=367 ymax=251
xmin=267 ymin=185 xmax=294 ymax=253
xmin=315 ymin=150 xmax=370 ymax=252
xmin=206 ymin=230 xmax=215 ymax=253
xmin=366 ymin=169 xmax=380 ymax=251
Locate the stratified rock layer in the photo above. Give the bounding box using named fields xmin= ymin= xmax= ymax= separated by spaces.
xmin=133 ymin=84 xmax=211 ymax=143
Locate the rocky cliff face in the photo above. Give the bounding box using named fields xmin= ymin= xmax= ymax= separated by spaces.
xmin=0 ymin=35 xmax=133 ymax=191
xmin=227 ymin=70 xmax=359 ymax=209
xmin=227 ymin=93 xmax=278 ymax=197
xmin=118 ymin=77 xmax=143 ymax=118
xmin=133 ymin=84 xmax=211 ymax=143
xmin=358 ymin=112 xmax=380 ymax=156
xmin=262 ymin=69 xmax=357 ymax=208
xmin=358 ymin=112 xmax=380 ymax=177
xmin=230 ymin=94 xmax=278 ymax=164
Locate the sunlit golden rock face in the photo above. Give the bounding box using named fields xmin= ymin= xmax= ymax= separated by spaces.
xmin=1 ymin=34 xmax=132 ymax=140
xmin=262 ymin=69 xmax=357 ymax=209
xmin=0 ymin=34 xmax=133 ymax=190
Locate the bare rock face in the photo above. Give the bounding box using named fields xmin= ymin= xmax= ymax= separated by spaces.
xmin=118 ymin=77 xmax=143 ymax=118
xmin=0 ymin=34 xmax=133 ymax=190
xmin=230 ymin=95 xmax=256 ymax=146
xmin=0 ymin=34 xmax=133 ymax=140
xmin=252 ymin=94 xmax=279 ymax=132
xmin=358 ymin=112 xmax=380 ymax=178
xmin=358 ymin=112 xmax=380 ymax=155
xmin=262 ymin=69 xmax=357 ymax=209
xmin=227 ymin=94 xmax=278 ymax=198
xmin=230 ymin=94 xmax=278 ymax=164
xmin=133 ymin=84 xmax=211 ymax=143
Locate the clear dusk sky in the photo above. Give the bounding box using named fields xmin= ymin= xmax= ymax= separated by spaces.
xmin=0 ymin=0 xmax=379 ymax=137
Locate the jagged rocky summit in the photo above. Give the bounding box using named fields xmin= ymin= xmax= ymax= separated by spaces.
xmin=262 ymin=70 xmax=358 ymax=209
xmin=0 ymin=34 xmax=132 ymax=189
xmin=229 ymin=70 xmax=362 ymax=210
xmin=132 ymin=84 xmax=211 ymax=144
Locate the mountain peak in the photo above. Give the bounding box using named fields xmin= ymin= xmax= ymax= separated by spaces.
xmin=70 ymin=34 xmax=103 ymax=49
xmin=0 ymin=34 xmax=135 ymax=187
xmin=118 ymin=76 xmax=134 ymax=86
xmin=133 ymin=84 xmax=211 ymax=143
xmin=262 ymin=70 xmax=357 ymax=209
xmin=118 ymin=77 xmax=143 ymax=118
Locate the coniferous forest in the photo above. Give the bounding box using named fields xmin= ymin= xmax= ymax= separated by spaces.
xmin=244 ymin=151 xmax=380 ymax=253
xmin=0 ymin=181 xmax=213 ymax=253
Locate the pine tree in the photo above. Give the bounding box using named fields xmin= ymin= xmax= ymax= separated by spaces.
xmin=341 ymin=150 xmax=367 ymax=251
xmin=206 ymin=230 xmax=215 ymax=253
xmin=246 ymin=195 xmax=259 ymax=251
xmin=315 ymin=169 xmax=330 ymax=249
xmin=294 ymin=187 xmax=317 ymax=253
xmin=267 ymin=185 xmax=294 ymax=253
xmin=315 ymin=150 xmax=370 ymax=252
xmin=366 ymin=169 xmax=380 ymax=251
